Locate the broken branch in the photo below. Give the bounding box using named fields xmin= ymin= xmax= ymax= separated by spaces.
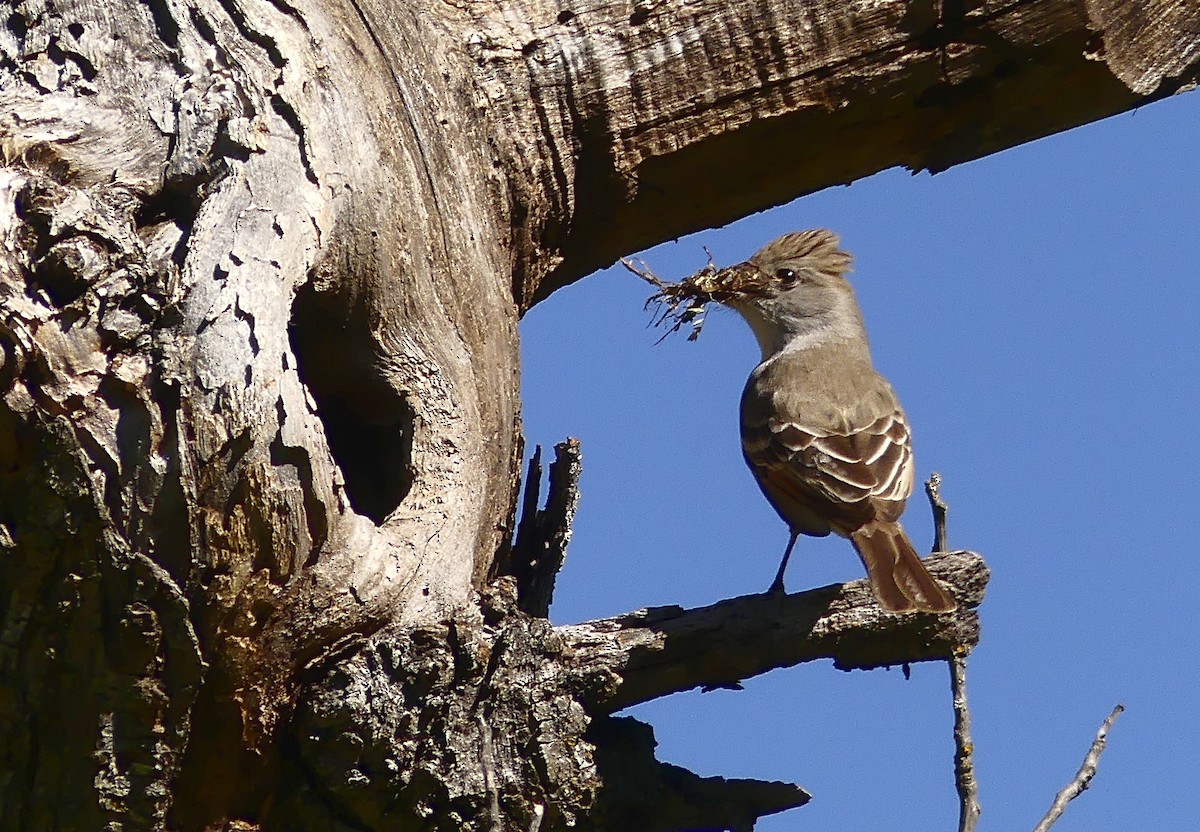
xmin=511 ymin=439 xmax=583 ymax=618
xmin=925 ymin=471 xmax=949 ymax=553
xmin=562 ymin=551 xmax=988 ymax=714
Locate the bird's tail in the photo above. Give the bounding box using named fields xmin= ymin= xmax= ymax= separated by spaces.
xmin=849 ymin=522 xmax=957 ymax=613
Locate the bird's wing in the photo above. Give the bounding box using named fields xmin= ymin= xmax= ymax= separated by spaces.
xmin=742 ymin=388 xmax=914 ymax=532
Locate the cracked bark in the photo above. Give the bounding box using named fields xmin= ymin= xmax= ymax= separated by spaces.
xmin=291 ymin=554 xmax=985 ymax=831
xmin=0 ymin=0 xmax=1195 ymax=830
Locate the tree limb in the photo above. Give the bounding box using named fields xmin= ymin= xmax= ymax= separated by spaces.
xmin=465 ymin=0 xmax=1200 ymax=304
xmin=295 ymin=578 xmax=813 ymax=832
xmin=1031 ymin=705 xmax=1125 ymax=832
xmin=563 ymin=551 xmax=988 ymax=714
xmin=294 ymin=556 xmax=986 ymax=830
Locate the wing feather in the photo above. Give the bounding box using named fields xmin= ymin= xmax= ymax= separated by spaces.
xmin=741 ymin=373 xmax=915 ymax=532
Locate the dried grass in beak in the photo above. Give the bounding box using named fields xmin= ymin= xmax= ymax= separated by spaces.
xmin=624 ymin=255 xmax=766 ymax=342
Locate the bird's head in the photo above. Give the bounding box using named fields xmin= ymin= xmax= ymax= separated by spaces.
xmin=718 ymin=230 xmax=863 ymax=356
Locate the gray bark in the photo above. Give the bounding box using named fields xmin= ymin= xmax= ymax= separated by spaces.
xmin=292 ymin=553 xmax=986 ymax=831
xmin=0 ymin=0 xmax=1195 ymax=829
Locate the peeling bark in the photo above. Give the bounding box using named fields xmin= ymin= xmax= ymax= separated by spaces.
xmin=0 ymin=0 xmax=1196 ymax=829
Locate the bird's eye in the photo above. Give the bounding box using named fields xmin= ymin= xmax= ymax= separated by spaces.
xmin=776 ymin=268 xmax=799 ymax=284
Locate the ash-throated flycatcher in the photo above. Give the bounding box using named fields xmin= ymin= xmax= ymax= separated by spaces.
xmin=718 ymin=230 xmax=955 ymax=613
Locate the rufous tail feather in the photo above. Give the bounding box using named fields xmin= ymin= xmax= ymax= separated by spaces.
xmin=849 ymin=522 xmax=957 ymax=613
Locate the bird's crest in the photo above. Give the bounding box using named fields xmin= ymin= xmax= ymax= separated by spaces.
xmin=750 ymin=229 xmax=853 ymax=279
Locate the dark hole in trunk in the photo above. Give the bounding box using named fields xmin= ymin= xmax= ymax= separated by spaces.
xmin=288 ymin=282 xmax=414 ymax=525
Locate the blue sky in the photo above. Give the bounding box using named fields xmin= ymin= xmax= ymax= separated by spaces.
xmin=520 ymin=88 xmax=1200 ymax=830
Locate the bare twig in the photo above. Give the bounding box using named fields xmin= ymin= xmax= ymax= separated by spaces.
xmin=930 ymin=475 xmax=981 ymax=832
xmin=620 ymin=256 xmax=667 ymax=288
xmin=1031 ymin=705 xmax=1125 ymax=832
xmin=949 ymin=651 xmax=982 ymax=832
xmin=925 ymin=471 xmax=949 ymax=552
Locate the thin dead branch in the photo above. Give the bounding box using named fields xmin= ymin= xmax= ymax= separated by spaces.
xmin=1031 ymin=705 xmax=1125 ymax=832
xmin=950 ymin=651 xmax=982 ymax=832
xmin=925 ymin=471 xmax=949 ymax=553
xmin=921 ymin=474 xmax=980 ymax=832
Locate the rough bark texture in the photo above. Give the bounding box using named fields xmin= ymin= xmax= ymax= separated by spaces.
xmin=477 ymin=0 xmax=1200 ymax=303
xmin=288 ymin=554 xmax=984 ymax=831
xmin=0 ymin=0 xmax=1196 ymax=830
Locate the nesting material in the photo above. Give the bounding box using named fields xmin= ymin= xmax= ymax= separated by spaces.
xmin=624 ymin=255 xmax=766 ymax=342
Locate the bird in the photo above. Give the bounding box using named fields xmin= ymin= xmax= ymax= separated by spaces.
xmin=714 ymin=229 xmax=956 ymax=613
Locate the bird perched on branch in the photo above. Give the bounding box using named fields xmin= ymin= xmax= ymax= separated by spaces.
xmin=718 ymin=230 xmax=955 ymax=613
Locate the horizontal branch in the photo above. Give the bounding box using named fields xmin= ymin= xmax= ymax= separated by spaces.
xmin=468 ymin=0 xmax=1200 ymax=304
xmin=563 ymin=551 xmax=988 ymax=714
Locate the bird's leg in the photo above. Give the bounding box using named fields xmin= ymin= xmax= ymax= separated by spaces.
xmin=768 ymin=531 xmax=799 ymax=594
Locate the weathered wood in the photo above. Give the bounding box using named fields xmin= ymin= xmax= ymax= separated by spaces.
xmin=290 ymin=557 xmax=985 ymax=831
xmin=0 ymin=0 xmax=1195 ymax=828
xmin=290 ymin=576 xmax=811 ymax=832
xmin=2 ymin=0 xmax=525 ymax=824
xmin=565 ymin=551 xmax=987 ymax=713
xmin=461 ymin=0 xmax=1200 ymax=303
xmin=510 ymin=438 xmax=583 ymax=617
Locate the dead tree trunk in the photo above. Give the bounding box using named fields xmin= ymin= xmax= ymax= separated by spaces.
xmin=0 ymin=0 xmax=1195 ymax=829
